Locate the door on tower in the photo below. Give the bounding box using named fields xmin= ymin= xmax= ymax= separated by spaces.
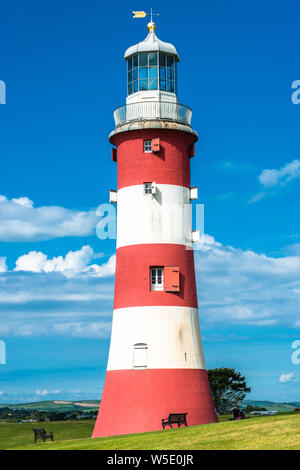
xmin=133 ymin=343 xmax=148 ymax=369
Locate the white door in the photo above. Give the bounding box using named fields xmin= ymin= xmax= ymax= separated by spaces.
xmin=133 ymin=343 xmax=148 ymax=369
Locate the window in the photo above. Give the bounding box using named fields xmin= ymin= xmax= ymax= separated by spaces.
xmin=144 ymin=182 xmax=156 ymax=195
xmin=151 ymin=267 xmax=164 ymax=291
xmin=127 ymin=52 xmax=177 ymax=95
xmin=144 ymin=140 xmax=152 ymax=153
xmin=150 ymin=266 xmax=180 ymax=292
xmin=133 ymin=343 xmax=148 ymax=369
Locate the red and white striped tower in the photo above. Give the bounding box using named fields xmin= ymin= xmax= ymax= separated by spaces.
xmin=93 ymin=21 xmax=217 ymax=438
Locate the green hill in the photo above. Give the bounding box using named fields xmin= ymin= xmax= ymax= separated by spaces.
xmin=0 ymin=400 xmax=100 ymax=413
xmin=243 ymin=400 xmax=298 ymax=412
xmin=1 ymin=399 xmax=298 ymax=414
xmin=1 ymin=412 xmax=300 ymax=450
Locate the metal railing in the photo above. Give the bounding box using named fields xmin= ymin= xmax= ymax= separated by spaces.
xmin=113 ymin=101 xmax=192 ymax=127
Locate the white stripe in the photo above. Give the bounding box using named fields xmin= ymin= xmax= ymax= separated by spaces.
xmin=107 ymin=306 xmax=206 ymax=371
xmin=116 ymin=184 xmax=192 ymax=248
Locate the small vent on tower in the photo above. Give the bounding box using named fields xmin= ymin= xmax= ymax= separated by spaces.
xmin=190 ymin=187 xmax=198 ymax=201
xmin=189 ymin=143 xmax=195 ymax=158
xmin=192 ymin=230 xmax=200 ymax=243
xmin=109 ymin=190 xmax=117 ymax=204
xmin=144 ymin=182 xmax=156 ymax=195
xmin=112 ymin=147 xmax=117 ymax=162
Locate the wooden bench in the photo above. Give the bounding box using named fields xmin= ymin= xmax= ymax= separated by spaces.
xmin=32 ymin=428 xmax=54 ymax=443
xmin=162 ymin=413 xmax=188 ymax=429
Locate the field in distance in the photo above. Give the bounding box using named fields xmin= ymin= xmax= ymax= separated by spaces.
xmin=0 ymin=400 xmax=100 ymax=413
xmin=1 ymin=412 xmax=299 ymax=450
xmin=1 ymin=399 xmax=298 ymax=414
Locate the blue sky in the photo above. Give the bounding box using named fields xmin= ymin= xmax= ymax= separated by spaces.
xmin=0 ymin=0 xmax=300 ymax=404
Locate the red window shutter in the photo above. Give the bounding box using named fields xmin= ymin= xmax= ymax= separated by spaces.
xmin=152 ymin=138 xmax=160 ymax=152
xmin=112 ymin=147 xmax=117 ymax=162
xmin=164 ymin=267 xmax=180 ymax=292
xmin=189 ymin=143 xmax=195 ymax=158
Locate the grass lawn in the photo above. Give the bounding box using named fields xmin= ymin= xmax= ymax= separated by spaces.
xmin=1 ymin=413 xmax=300 ymax=450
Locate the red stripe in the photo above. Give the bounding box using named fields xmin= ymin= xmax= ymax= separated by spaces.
xmin=110 ymin=129 xmax=196 ymax=190
xmin=92 ymin=368 xmax=217 ymax=437
xmin=114 ymin=244 xmax=198 ymax=310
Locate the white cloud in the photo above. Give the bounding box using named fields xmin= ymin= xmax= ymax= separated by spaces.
xmin=15 ymin=251 xmax=47 ymax=273
xmin=0 ymin=245 xmax=115 ymax=338
xmin=0 ymin=391 xmax=4 ymax=396
xmin=1 ymin=236 xmax=300 ymax=337
xmin=36 ymin=389 xmax=62 ymax=396
xmin=250 ymin=159 xmax=300 ymax=202
xmin=14 ymin=245 xmax=116 ymax=277
xmin=11 ymin=197 xmax=34 ymax=208
xmin=279 ymin=373 xmax=294 ymax=384
xmin=52 ymin=322 xmax=111 ymax=338
xmin=0 ymin=195 xmax=98 ymax=241
xmin=84 ymin=255 xmax=116 ymax=278
xmin=259 ymin=160 xmax=300 ymax=188
xmin=195 ymin=235 xmax=300 ymax=327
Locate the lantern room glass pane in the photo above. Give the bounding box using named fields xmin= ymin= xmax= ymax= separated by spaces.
xmin=159 ymin=67 xmax=166 ymax=79
xmin=149 ymin=79 xmax=158 ymax=90
xmin=133 ymin=55 xmax=138 ymax=67
xmin=159 ymin=53 xmax=166 ymax=66
xmin=148 ymin=67 xmax=158 ymax=80
xmin=149 ymin=52 xmax=157 ymax=65
xmin=139 ymin=79 xmax=148 ymax=91
xmin=160 ymin=79 xmax=166 ymax=91
xmin=139 ymin=52 xmax=148 ymax=66
xmin=133 ymin=68 xmax=138 ymax=80
xmin=139 ymin=67 xmax=148 ymax=79
xmin=167 ymin=55 xmax=173 ymax=66
xmin=167 ymin=80 xmax=174 ymax=92
xmin=128 ymin=58 xmax=132 ymax=71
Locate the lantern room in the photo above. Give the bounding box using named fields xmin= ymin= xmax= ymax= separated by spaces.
xmin=125 ymin=22 xmax=179 ymax=105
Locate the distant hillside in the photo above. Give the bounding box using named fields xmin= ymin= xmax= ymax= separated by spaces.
xmin=0 ymin=399 xmax=298 ymax=414
xmin=0 ymin=400 xmax=100 ymax=413
xmin=243 ymin=400 xmax=299 ymax=412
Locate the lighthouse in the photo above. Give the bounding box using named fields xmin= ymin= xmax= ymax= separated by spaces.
xmin=93 ymin=20 xmax=217 ymax=438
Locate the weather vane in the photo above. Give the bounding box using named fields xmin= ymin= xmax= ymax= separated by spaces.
xmin=132 ymin=8 xmax=159 ymax=22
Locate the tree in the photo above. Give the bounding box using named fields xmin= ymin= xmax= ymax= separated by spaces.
xmin=244 ymin=405 xmax=267 ymax=413
xmin=208 ymin=367 xmax=251 ymax=415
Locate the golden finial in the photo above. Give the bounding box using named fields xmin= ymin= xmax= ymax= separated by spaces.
xmin=147 ymin=21 xmax=156 ymax=32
